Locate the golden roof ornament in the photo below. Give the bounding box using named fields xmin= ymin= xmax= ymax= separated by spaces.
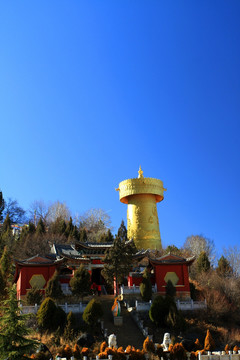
xmin=138 ymin=165 xmax=144 ymax=179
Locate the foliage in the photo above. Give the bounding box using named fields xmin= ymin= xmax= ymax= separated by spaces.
xmin=26 ymin=286 xmax=43 ymax=305
xmin=100 ymin=341 xmax=108 ymax=353
xmin=103 ymin=224 xmax=135 ymax=294
xmin=216 ymin=256 xmax=233 ymax=277
xmin=99 ymin=229 xmax=114 ymax=243
xmin=36 ymin=297 xmax=66 ymax=332
xmin=0 ymin=190 xmax=4 ymax=223
xmin=143 ymin=336 xmax=155 ymax=353
xmin=165 ymin=245 xmax=181 ymax=255
xmin=166 ymin=279 xmax=176 ymax=298
xmin=0 ymin=245 xmax=12 ymax=278
xmin=45 ymin=270 xmax=63 ymax=300
xmin=140 ymin=268 xmax=152 ymax=301
xmin=184 ymin=234 xmax=215 ymax=263
xmin=36 ymin=218 xmax=46 ymax=235
xmin=82 ymin=298 xmax=103 ymax=328
xmin=3 ymin=198 xmax=27 ymax=224
xmin=197 ymin=251 xmax=210 ymax=274
xmin=0 ymin=284 xmax=37 ymax=359
xmin=170 ymin=343 xmax=187 ymax=360
xmin=204 ymin=329 xmax=215 ymax=351
xmin=149 ymin=295 xmax=185 ymax=329
xmin=118 ymin=220 xmax=128 ymax=241
xmin=70 ymin=264 xmax=91 ymax=299
xmin=47 ymin=201 xmax=71 ymax=224
xmin=155 ymin=344 xmax=164 ymax=359
xmin=77 ymin=208 xmax=112 ymax=242
xmin=73 ymin=344 xmax=81 ymax=359
xmin=64 ymin=311 xmax=76 ymax=340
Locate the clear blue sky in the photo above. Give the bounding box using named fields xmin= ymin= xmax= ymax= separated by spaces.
xmin=1 ymin=1 xmax=240 ymax=256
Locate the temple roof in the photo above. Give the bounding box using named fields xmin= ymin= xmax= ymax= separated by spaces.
xmin=51 ymin=239 xmax=136 ymax=258
xmin=149 ymin=253 xmax=195 ymax=265
xmin=15 ymin=254 xmax=64 ymax=266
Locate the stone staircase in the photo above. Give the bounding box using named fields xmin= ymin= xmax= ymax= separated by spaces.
xmin=100 ymin=297 xmax=145 ymax=349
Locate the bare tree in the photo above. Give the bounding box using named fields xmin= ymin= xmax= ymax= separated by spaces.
xmin=28 ymin=200 xmax=50 ymax=226
xmin=183 ymin=234 xmax=215 ymax=264
xmin=223 ymin=245 xmax=240 ymax=277
xmin=75 ymin=208 xmax=112 ymax=242
xmin=3 ymin=198 xmax=27 ymax=224
xmin=46 ymin=201 xmax=71 ymax=224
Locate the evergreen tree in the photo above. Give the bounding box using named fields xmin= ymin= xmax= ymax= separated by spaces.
xmin=117 ymin=220 xmax=128 ymax=242
xmin=140 ymin=268 xmax=152 ymax=301
xmin=28 ymin=221 xmax=36 ymax=234
xmin=0 ymin=284 xmax=37 ymax=359
xmin=71 ymin=225 xmax=79 ymax=241
xmin=0 ymin=268 xmax=6 ymax=299
xmin=0 ymin=245 xmax=12 ymax=278
xmin=166 ymin=280 xmax=176 ymax=298
xmin=82 ymin=298 xmax=103 ymax=329
xmin=70 ymin=264 xmax=91 ymax=300
xmin=65 ymin=217 xmax=74 ymax=238
xmin=79 ymin=228 xmax=88 ymax=242
xmin=2 ymin=213 xmax=11 ymax=232
xmin=99 ymin=229 xmax=114 ymax=243
xmin=197 ymin=251 xmax=211 ymax=274
xmin=49 ymin=217 xmax=67 ymax=235
xmin=216 ymin=255 xmax=233 ymax=277
xmin=45 ymin=270 xmax=63 ymax=300
xmin=37 ymin=297 xmax=66 ymax=332
xmin=36 ymin=218 xmax=46 ymax=235
xmin=102 ymin=233 xmax=134 ymax=294
xmin=26 ymin=286 xmax=43 ymax=305
xmin=64 ymin=311 xmax=76 ymax=340
xmin=0 ymin=191 xmax=4 ymax=223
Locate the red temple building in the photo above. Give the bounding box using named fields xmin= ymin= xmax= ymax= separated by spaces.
xmin=14 ymin=241 xmax=194 ymax=301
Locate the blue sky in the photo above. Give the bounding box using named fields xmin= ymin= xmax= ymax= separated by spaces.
xmin=0 ymin=1 xmax=240 ymax=256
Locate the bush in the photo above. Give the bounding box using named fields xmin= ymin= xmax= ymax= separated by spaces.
xmin=36 ymin=297 xmax=66 ymax=332
xmin=204 ymin=330 xmax=215 ymax=351
xmin=45 ymin=271 xmax=63 ymax=300
xmin=64 ymin=311 xmax=76 ymax=340
xmin=143 ymin=336 xmax=155 ymax=353
xmin=82 ymin=298 xmax=103 ymax=328
xmin=166 ymin=280 xmax=176 ymax=298
xmin=170 ymin=343 xmax=186 ymax=360
xmin=149 ymin=295 xmax=184 ymax=329
xmin=140 ymin=268 xmax=152 ymax=302
xmin=26 ymin=286 xmax=43 ymax=305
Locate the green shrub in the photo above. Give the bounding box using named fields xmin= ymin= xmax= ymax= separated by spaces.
xmin=45 ymin=271 xmax=63 ymax=300
xmin=37 ymin=297 xmax=66 ymax=332
xmin=140 ymin=268 xmax=152 ymax=302
xmin=26 ymin=286 xmax=43 ymax=305
xmin=149 ymin=295 xmax=184 ymax=329
xmin=64 ymin=311 xmax=76 ymax=340
xmin=83 ymin=299 xmax=103 ymax=328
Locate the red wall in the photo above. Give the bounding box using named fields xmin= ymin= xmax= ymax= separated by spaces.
xmin=17 ymin=265 xmax=58 ymax=297
xmin=154 ymin=263 xmax=190 ymax=294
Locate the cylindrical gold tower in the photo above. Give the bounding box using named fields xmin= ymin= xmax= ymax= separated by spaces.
xmin=116 ymin=167 xmax=166 ymax=250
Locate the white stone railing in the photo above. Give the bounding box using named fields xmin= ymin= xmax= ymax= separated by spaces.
xmin=124 ymin=299 xmax=207 ymax=313
xmin=55 ymin=351 xmax=240 ymax=360
xmin=198 ymin=351 xmax=240 ymax=360
xmin=120 ymin=284 xmax=157 ymax=295
xmin=20 ymin=302 xmax=87 ymax=314
xmin=176 ymin=299 xmax=207 ymax=311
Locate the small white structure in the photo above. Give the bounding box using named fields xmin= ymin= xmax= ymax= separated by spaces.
xmin=108 ymin=333 xmax=117 ymax=348
xmin=161 ymin=333 xmax=171 ymax=351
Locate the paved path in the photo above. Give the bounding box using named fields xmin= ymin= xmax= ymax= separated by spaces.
xmin=100 ymin=298 xmax=145 ymax=350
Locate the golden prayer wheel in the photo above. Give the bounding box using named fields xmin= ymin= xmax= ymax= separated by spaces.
xmin=116 ymin=167 xmax=166 ymax=250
